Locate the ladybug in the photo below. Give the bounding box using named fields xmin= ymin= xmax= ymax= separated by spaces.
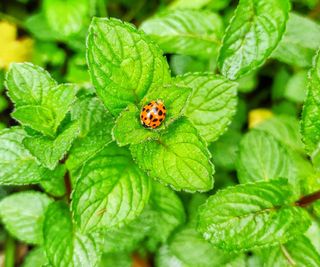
xmin=140 ymin=100 xmax=166 ymax=129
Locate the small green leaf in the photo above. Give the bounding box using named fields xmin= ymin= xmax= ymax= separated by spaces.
xmin=100 ymin=253 xmax=132 ymax=267
xmin=72 ymin=142 xmax=151 ymax=232
xmin=301 ymin=49 xmax=320 ymax=160
xmin=43 ymin=0 xmax=90 ymax=38
xmin=284 ymin=70 xmax=308 ymax=103
xmin=218 ymin=0 xmax=290 ymax=80
xmin=131 ymin=118 xmax=214 ymax=192
xmin=40 ymin=164 xmax=66 ymax=197
xmin=0 ymin=191 xmax=52 ymax=244
xmin=272 ymin=13 xmax=320 ymax=67
xmin=87 ymin=17 xmax=170 ymax=116
xmin=6 ymin=63 xmax=77 ymax=136
xmin=113 ymin=104 xmax=158 ymax=147
xmin=22 ymin=247 xmax=49 ymax=267
xmin=43 ymin=201 xmax=103 ymax=267
xmin=175 ymin=73 xmax=238 ymax=142
xmin=66 ymin=96 xmax=114 ymax=176
xmin=236 ymin=130 xmax=296 ymax=186
xmin=0 ymin=127 xmax=45 ymax=185
xmin=197 ymin=179 xmax=311 ymax=251
xmin=259 ymin=235 xmax=320 ymax=267
xmin=156 ymin=227 xmax=235 ymax=267
xmin=140 ymin=10 xmax=223 ymax=58
xmin=23 ymin=121 xmax=79 ymax=170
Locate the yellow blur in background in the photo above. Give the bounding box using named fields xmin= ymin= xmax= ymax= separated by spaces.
xmin=0 ymin=21 xmax=33 ymax=69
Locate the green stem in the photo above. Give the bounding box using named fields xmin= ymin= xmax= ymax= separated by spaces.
xmin=97 ymin=0 xmax=108 ymax=17
xmin=4 ymin=235 xmax=15 ymax=267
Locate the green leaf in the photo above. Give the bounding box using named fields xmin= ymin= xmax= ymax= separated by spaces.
xmin=87 ymin=17 xmax=170 ymax=116
xmin=66 ymin=96 xmax=114 ymax=176
xmin=113 ymin=104 xmax=158 ymax=147
xmin=23 ymin=121 xmax=79 ymax=170
xmin=197 ymin=179 xmax=311 ymax=251
xmin=169 ymin=0 xmax=231 ymax=10
xmin=6 ymin=63 xmax=77 ymax=136
xmin=0 ymin=191 xmax=52 ymax=244
xmin=272 ymin=13 xmax=320 ymax=67
xmin=0 ymin=127 xmax=45 ymax=185
xmin=175 ymin=73 xmax=238 ymax=142
xmin=236 ymin=130 xmax=296 ymax=187
xmin=22 ymin=247 xmax=49 ymax=267
xmin=218 ymin=0 xmax=290 ymax=80
xmin=156 ymin=227 xmax=235 ymax=267
xmin=130 ymin=118 xmax=214 ymax=192
xmin=72 ymin=142 xmax=151 ymax=232
xmin=43 ymin=0 xmax=90 ymax=38
xmin=284 ymin=70 xmax=307 ymax=103
xmin=301 ymin=49 xmax=320 ymax=159
xmin=43 ymin=201 xmax=102 ymax=267
xmin=100 ymin=253 xmax=132 ymax=267
xmin=140 ymin=10 xmax=223 ymax=58
xmin=40 ymin=164 xmax=66 ymax=197
xmin=259 ymin=235 xmax=320 ymax=267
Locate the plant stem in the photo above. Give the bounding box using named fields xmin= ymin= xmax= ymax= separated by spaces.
xmin=4 ymin=235 xmax=15 ymax=267
xmin=64 ymin=171 xmax=72 ymax=203
xmin=295 ymin=190 xmax=320 ymax=207
xmin=97 ymin=0 xmax=108 ymax=17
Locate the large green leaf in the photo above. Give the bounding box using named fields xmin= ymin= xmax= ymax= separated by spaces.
xmin=87 ymin=17 xmax=170 ymax=116
xmin=72 ymin=142 xmax=151 ymax=232
xmin=130 ymin=118 xmax=214 ymax=192
xmin=0 ymin=191 xmax=52 ymax=244
xmin=22 ymin=247 xmax=49 ymax=267
xmin=175 ymin=73 xmax=238 ymax=142
xmin=43 ymin=201 xmax=102 ymax=267
xmin=197 ymin=179 xmax=311 ymax=251
xmin=218 ymin=0 xmax=290 ymax=80
xmin=0 ymin=127 xmax=45 ymax=185
xmin=140 ymin=10 xmax=223 ymax=58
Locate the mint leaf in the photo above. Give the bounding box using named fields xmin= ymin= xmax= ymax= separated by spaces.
xmin=23 ymin=121 xmax=79 ymax=170
xmin=236 ymin=130 xmax=296 ymax=186
xmin=100 ymin=253 xmax=132 ymax=267
xmin=301 ymin=49 xmax=320 ymax=160
xmin=197 ymin=179 xmax=311 ymax=251
xmin=6 ymin=63 xmax=77 ymax=136
xmin=175 ymin=73 xmax=238 ymax=142
xmin=40 ymin=165 xmax=66 ymax=197
xmin=43 ymin=201 xmax=102 ymax=267
xmin=131 ymin=118 xmax=214 ymax=192
xmin=113 ymin=104 xmax=158 ymax=147
xmin=140 ymin=10 xmax=223 ymax=58
xmin=22 ymin=247 xmax=48 ymax=267
xmin=66 ymin=96 xmax=114 ymax=176
xmin=72 ymin=142 xmax=151 ymax=232
xmin=259 ymin=235 xmax=320 ymax=267
xmin=156 ymin=227 xmax=235 ymax=267
xmin=218 ymin=0 xmax=290 ymax=80
xmin=0 ymin=127 xmax=45 ymax=185
xmin=272 ymin=13 xmax=320 ymax=67
xmin=87 ymin=17 xmax=170 ymax=116
xmin=0 ymin=191 xmax=52 ymax=244
xmin=43 ymin=0 xmax=89 ymax=38
xmin=284 ymin=70 xmax=307 ymax=103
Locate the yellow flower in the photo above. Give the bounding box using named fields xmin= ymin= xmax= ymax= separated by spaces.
xmin=0 ymin=21 xmax=33 ymax=69
xmin=248 ymin=108 xmax=273 ymax=129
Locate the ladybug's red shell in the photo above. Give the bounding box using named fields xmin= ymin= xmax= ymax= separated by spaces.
xmin=140 ymin=100 xmax=166 ymax=129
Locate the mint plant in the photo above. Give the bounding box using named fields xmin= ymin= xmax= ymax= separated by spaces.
xmin=1 ymin=0 xmax=320 ymax=266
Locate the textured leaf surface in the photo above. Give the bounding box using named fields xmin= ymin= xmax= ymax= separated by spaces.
xmin=100 ymin=253 xmax=132 ymax=267
xmin=236 ymin=130 xmax=296 ymax=186
xmin=87 ymin=17 xmax=170 ymax=116
xmin=301 ymin=49 xmax=320 ymax=159
xmin=140 ymin=10 xmax=223 ymax=58
xmin=156 ymin=227 xmax=234 ymax=267
xmin=272 ymin=13 xmax=320 ymax=67
xmin=43 ymin=201 xmax=102 ymax=267
xmin=260 ymin=236 xmax=320 ymax=267
xmin=197 ymin=179 xmax=311 ymax=251
xmin=22 ymin=247 xmax=49 ymax=267
xmin=40 ymin=165 xmax=66 ymax=197
xmin=131 ymin=118 xmax=214 ymax=192
xmin=0 ymin=127 xmax=45 ymax=185
xmin=0 ymin=191 xmax=52 ymax=244
xmin=66 ymin=96 xmax=114 ymax=175
xmin=175 ymin=73 xmax=238 ymax=142
xmin=23 ymin=121 xmax=79 ymax=170
xmin=72 ymin=142 xmax=151 ymax=232
xmin=218 ymin=0 xmax=290 ymax=80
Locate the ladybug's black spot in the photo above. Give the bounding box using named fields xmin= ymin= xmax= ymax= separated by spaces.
xmin=143 ymin=108 xmax=145 ymax=111
xmin=146 ymin=109 xmax=150 ymax=113
xmin=158 ymin=110 xmax=163 ymax=116
xmin=149 ymin=114 xmax=153 ymax=120
xmin=159 ymin=118 xmax=163 ymax=122
xmin=148 ymin=102 xmax=152 ymax=105
xmin=153 ymin=124 xmax=156 ymax=127
xmin=163 ymin=106 xmax=166 ymax=110
xmin=141 ymin=115 xmax=143 ymax=118
xmin=153 ymin=118 xmax=158 ymax=122
xmin=153 ymin=107 xmax=158 ymax=112
xmin=143 ymin=123 xmax=148 ymax=128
